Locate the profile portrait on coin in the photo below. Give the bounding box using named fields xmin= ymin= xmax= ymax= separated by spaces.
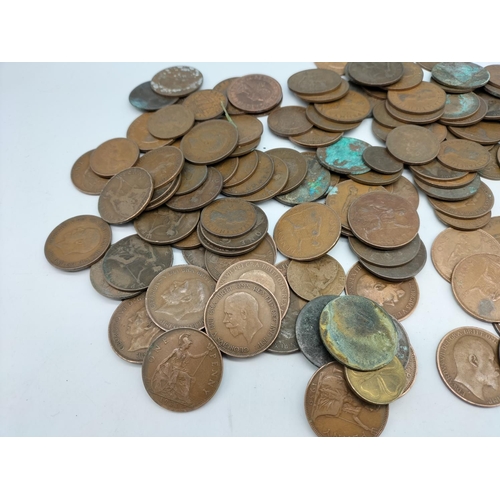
xmin=107 ymin=177 xmax=149 ymax=217
xmin=53 ymin=225 xmax=100 ymax=255
xmin=453 ymin=336 xmax=500 ymax=401
xmin=357 ymin=274 xmax=406 ymax=308
xmin=223 ymin=291 xmax=263 ymax=344
xmin=126 ymin=308 xmax=162 ymax=352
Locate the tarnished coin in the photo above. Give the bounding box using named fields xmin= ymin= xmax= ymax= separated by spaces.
xmin=386 ymin=99 xmax=445 ymax=124
xmin=348 ymin=169 xmax=402 ymax=186
xmin=432 ymin=62 xmax=490 ymax=90
xmin=417 ymin=62 xmax=439 ymax=71
xmin=129 ymin=81 xmax=179 ymax=111
xmin=483 ymin=216 xmax=500 ymax=244
xmin=182 ymin=89 xmax=226 ymax=121
xmin=441 ymin=95 xmax=488 ymax=127
xmin=306 ymin=103 xmax=360 ymax=132
xmin=230 ymin=114 xmax=263 ymax=146
xmin=478 ymin=145 xmax=500 ymax=180
xmin=182 ymin=247 xmax=206 ymax=270
xmin=142 ymin=328 xmax=222 ymax=412
xmin=136 ymin=146 xmax=185 ymax=189
xmin=240 ymin=156 xmax=289 ymax=203
xmin=434 ymin=209 xmax=491 ymax=231
xmin=268 ymin=105 xmax=313 ymax=137
xmin=213 ymin=157 xmax=239 ymax=183
xmin=317 ymin=137 xmax=371 ymax=175
xmin=441 ymin=93 xmax=480 ymax=121
xmin=387 ymin=81 xmax=446 ymax=114
xmin=345 ymin=262 xmax=419 ymax=321
xmin=305 ymin=361 xmax=389 ymax=437
xmin=173 ymin=229 xmax=202 ymax=250
xmin=413 ymin=173 xmax=481 ymax=201
xmin=399 ymin=346 xmax=417 ymax=398
xmin=294 ymin=79 xmax=350 ymax=104
xmin=372 ymin=120 xmax=392 ymax=142
xmin=223 ymin=151 xmax=258 ymax=188
xmin=373 ymin=101 xmax=406 ymax=128
xmin=362 ymin=146 xmax=403 ymax=174
xmin=392 ymin=318 xmax=411 ymax=368
xmin=102 ymin=234 xmax=173 ymax=291
xmin=382 ymin=62 xmax=423 ymax=91
xmin=227 ymin=74 xmax=282 ymax=114
xmin=213 ymin=77 xmax=244 ymax=115
xmin=314 ymin=62 xmax=347 ymax=75
xmin=201 ymin=198 xmax=256 ymax=238
xmin=320 ymin=295 xmax=398 ymax=371
xmin=437 ymin=139 xmax=491 ymax=172
xmin=90 ymin=138 xmax=139 ymax=178
xmin=70 ymin=150 xmax=108 ymax=195
xmin=288 ymin=68 xmax=342 ymax=95
xmin=229 ymin=137 xmax=261 ymax=157
xmin=176 ymin=162 xmax=208 ymax=196
xmin=287 ymin=256 xmax=345 ymax=301
xmin=437 ymin=327 xmax=500 ymax=407
xmin=145 ymin=175 xmax=181 ymax=211
xmin=267 ymin=148 xmax=308 ymax=194
xmin=289 ymin=128 xmax=343 ymax=149
xmin=314 ymin=91 xmax=371 ymax=123
xmin=98 ymin=167 xmax=153 ymax=224
xmin=448 ymin=121 xmax=500 ymax=145
xmin=385 ymin=175 xmax=419 ymax=211
xmin=90 ymin=258 xmax=141 ymax=300
xmin=204 ymin=280 xmax=281 ymax=357
xmin=151 ymin=66 xmax=203 ymax=97
xmin=410 ymin=159 xmax=470 ymax=181
xmin=348 ymin=62 xmax=403 ymax=86
xmin=452 ymin=254 xmax=500 ymax=322
xmin=274 ymin=203 xmax=341 ymax=261
xmin=45 ymin=215 xmax=111 ymax=272
xmin=425 ymin=122 xmax=448 ymax=142
xmin=147 ymin=104 xmax=195 ymax=140
xmin=476 ymin=90 xmax=500 ymax=120
xmin=127 ymin=113 xmax=173 ymax=152
xmin=108 ymin=293 xmax=164 ymax=363
xmin=386 ymin=125 xmax=440 ymax=165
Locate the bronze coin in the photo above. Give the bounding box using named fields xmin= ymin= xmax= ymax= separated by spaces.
xmin=437 ymin=326 xmax=500 ymax=407
xmin=150 ymin=66 xmax=203 ymax=97
xmin=176 ymin=162 xmax=208 ymax=195
xmin=182 ymin=89 xmax=227 ymax=121
xmin=274 ymin=203 xmax=341 ymax=261
xmin=317 ymin=137 xmax=371 ymax=175
xmin=204 ymin=279 xmax=281 ymax=357
xmin=230 ymin=114 xmax=263 ymax=146
xmin=142 ymin=328 xmax=222 ymax=412
xmin=434 ymin=209 xmax=491 ymax=231
xmin=304 ymin=361 xmax=389 ymax=437
xmin=126 ymin=113 xmax=172 ymax=152
xmin=289 ymin=128 xmax=343 ymax=149
xmin=90 ymin=258 xmax=141 ymax=301
xmin=484 ymin=83 xmax=500 ymax=98
xmin=432 ymin=62 xmax=490 ymax=90
xmin=359 ymin=85 xmax=387 ymax=100
xmin=267 ymin=105 xmax=313 ymax=137
xmin=145 ymin=175 xmax=181 ymax=211
xmin=372 ymin=100 xmax=406 ymax=128
xmin=129 ymin=81 xmax=179 ymax=111
xmin=227 ymin=74 xmax=282 ymax=114
xmin=476 ymin=90 xmax=500 ymax=120
xmin=478 ymin=145 xmax=500 ymax=180
xmin=441 ymin=93 xmax=481 ymax=121
xmin=484 ymin=65 xmax=500 ymax=88
xmin=134 ymin=207 xmax=200 ymax=245
xmin=288 ymin=68 xmax=342 ymax=95
xmin=182 ymin=247 xmax=207 ymax=270
xmin=417 ymin=62 xmax=439 ymax=71
xmin=410 ymin=159 xmax=469 ymax=181
xmin=314 ymin=62 xmax=348 ymax=75
xmin=386 ymin=125 xmax=440 ymax=165
xmin=70 ymin=150 xmax=108 ymax=195
xmin=147 ymin=104 xmax=195 ymax=140
xmin=89 ymin=138 xmax=139 ymax=178
xmin=108 ymin=293 xmax=164 ymax=364
xmin=399 ymin=346 xmax=417 ymax=398
xmin=348 ymin=191 xmax=420 ymax=249
xmin=413 ymin=170 xmax=477 ymax=189
xmin=294 ymin=79 xmax=350 ymax=104
xmin=314 ymin=90 xmax=371 ymax=123
xmin=387 ymin=168 xmax=421 ymax=211
xmin=345 ymin=262 xmax=419 ymax=321
xmin=414 ymin=173 xmax=481 ymax=201
xmin=483 ymin=216 xmax=500 ymax=244
xmin=372 ymin=120 xmax=392 ymax=142
xmin=201 ymin=198 xmax=256 ymax=238
xmin=266 ymin=148 xmax=308 ymax=194
xmin=348 ymin=62 xmax=404 ymax=87
xmin=387 ymin=81 xmax=446 ymax=114
xmin=382 ymin=62 xmax=423 ymax=91
xmin=224 ymin=151 xmax=258 ymax=187
xmin=102 ymin=234 xmax=173 ymax=291
xmin=136 ymin=146 xmax=185 ymax=189
xmin=437 ymin=139 xmax=491 ymax=172
xmin=173 ymin=230 xmax=202 ymax=250
xmin=212 ymin=157 xmax=239 ymax=182
xmin=306 ymin=103 xmax=361 ymax=132
xmin=229 ymin=137 xmax=261 ymax=157
xmin=362 ymin=146 xmax=403 ymax=175
xmin=440 ymin=95 xmax=488 ymax=127
xmin=213 ymin=77 xmax=245 ymax=115
xmin=424 ymin=122 xmax=448 ymax=142
xmin=348 ymin=169 xmax=402 ymax=186
xmin=98 ymin=167 xmax=153 ymax=224
xmin=385 ymin=100 xmax=445 ymax=124
xmin=45 ymin=214 xmax=111 ymax=272
xmin=240 ymin=156 xmax=289 ymax=203
xmin=448 ymin=121 xmax=500 ymax=145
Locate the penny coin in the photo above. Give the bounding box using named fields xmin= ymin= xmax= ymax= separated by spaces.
xmin=372 ymin=120 xmax=392 ymax=142
xmin=45 ymin=215 xmax=111 ymax=272
xmin=476 ymin=90 xmax=500 ymax=120
xmin=227 ymin=74 xmax=282 ymax=114
xmin=387 ymin=81 xmax=446 ymax=114
xmin=267 ymin=105 xmax=313 ymax=137
xmin=434 ymin=209 xmax=491 ymax=231
xmin=289 ymin=128 xmax=343 ymax=149
xmin=399 ymin=346 xmax=417 ymax=398
xmin=127 ymin=113 xmax=173 ymax=152
xmin=70 ymin=150 xmax=108 ymax=195
xmin=306 ymin=103 xmax=361 ymax=132
xmin=204 ymin=280 xmax=281 ymax=357
xmin=267 ymin=148 xmax=308 ymax=194
xmin=345 ymin=262 xmax=419 ymax=321
xmin=437 ymin=139 xmax=491 ymax=172
xmin=305 ymin=361 xmax=389 ymax=437
xmin=314 ymin=91 xmax=371 ymax=123
xmin=431 ymin=228 xmax=500 ymax=282
xmin=392 ymin=318 xmax=411 ymax=369
xmin=173 ymin=230 xmax=202 ymax=250
xmin=319 ymin=295 xmax=398 ymax=371
xmin=198 ymin=222 xmax=259 ymax=257
xmin=484 ymin=83 xmax=500 ymax=98
xmin=129 ymin=81 xmax=179 ymax=111
xmin=287 ymin=256 xmax=346 ymax=301
xmin=317 ymin=137 xmax=371 ymax=175
xmin=213 ymin=77 xmax=244 ymax=115
xmin=432 ymin=62 xmax=490 ymax=90
xmin=89 ymin=138 xmax=139 ymax=178
xmin=176 ymin=162 xmax=208 ymax=196
xmin=182 ymin=89 xmax=227 ymax=121
xmin=145 ymin=175 xmax=181 ymax=211
xmin=478 ymin=145 xmax=500 ymax=180
xmin=213 ymin=157 xmax=239 ymax=183
xmin=483 ymin=216 xmax=500 ymax=244
xmin=386 ymin=100 xmax=445 ymax=124
xmin=142 ymin=328 xmax=222 ymax=412
xmin=288 ymin=68 xmax=342 ymax=95
xmin=452 ymin=254 xmax=500 ymax=322
xmin=386 ymin=125 xmax=440 ymax=165
xmin=373 ymin=101 xmax=406 ymax=128
xmin=102 ymin=234 xmax=173 ymax=291
xmin=441 ymin=96 xmax=488 ymax=127
xmin=413 ymin=169 xmax=478 ymax=190
xmin=230 ymin=114 xmax=263 ymax=146
xmin=274 ymin=203 xmax=341 ymax=261
xmin=181 ymin=119 xmax=238 ymax=165
xmin=108 ymin=293 xmax=164 ymax=363
xmin=223 ymin=151 xmax=258 ymax=187
xmin=437 ymin=326 xmax=500 ymax=407
xmin=98 ymin=167 xmax=153 ymax=224
xmin=90 ymin=258 xmax=141 ymax=301
xmin=414 ymin=174 xmax=481 ymax=201
xmin=147 ymin=104 xmax=195 ymax=140
xmin=348 ymin=169 xmax=402 ymax=186
xmin=484 ymin=65 xmax=500 ymax=88
xmin=201 ymin=198 xmax=256 ymax=238
xmin=182 ymin=248 xmax=206 ymax=271
xmin=294 ymin=78 xmax=350 ymax=104
xmin=136 ymin=146 xmax=185 ymax=189
xmin=417 ymin=62 xmax=439 ymax=71
xmin=229 ymin=137 xmax=261 ymax=157
xmin=348 ymin=62 xmax=404 ymax=87
xmin=216 ymin=259 xmax=290 ymax=319
xmin=151 ymin=66 xmax=203 ymax=97
xmin=314 ymin=62 xmax=347 ymax=75
xmin=448 ymin=121 xmax=500 ymax=145
xmin=410 ymin=159 xmax=469 ymax=181
xmin=441 ymin=93 xmax=480 ymax=121
xmin=425 ymin=122 xmax=448 ymax=142
xmin=494 ymin=323 xmax=500 ymax=336
xmin=382 ymin=62 xmax=423 ymax=91
xmin=362 ymin=146 xmax=403 ymax=174
xmin=348 ymin=191 xmax=420 ymax=249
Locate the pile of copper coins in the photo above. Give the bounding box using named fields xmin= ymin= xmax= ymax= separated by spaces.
xmin=45 ymin=62 xmax=500 ymax=435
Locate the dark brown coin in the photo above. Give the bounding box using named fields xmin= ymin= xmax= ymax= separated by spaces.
xmin=410 ymin=159 xmax=469 ymax=181
xmin=348 ymin=62 xmax=404 ymax=87
xmin=176 ymin=162 xmax=208 ymax=195
xmin=45 ymin=215 xmax=111 ymax=272
xmin=142 ymin=328 xmax=222 ymax=412
xmin=173 ymin=230 xmax=202 ymax=250
xmin=201 ymin=198 xmax=256 ymax=238
xmin=315 ymin=91 xmax=371 ymax=123
xmin=89 ymin=138 xmax=139 ymax=178
xmin=102 ymin=234 xmax=173 ymax=291
xmin=182 ymin=90 xmax=226 ymax=121
xmin=372 ymin=101 xmax=406 ymax=128
xmin=198 ymin=224 xmax=258 ymax=256
xmin=129 ymin=81 xmax=179 ymax=111
xmin=145 ymin=175 xmax=181 ymax=211
xmin=230 ymin=114 xmax=263 ymax=146
xmin=478 ymin=145 xmax=500 ymax=180
xmin=294 ymin=78 xmax=350 ymax=104
xmin=182 ymin=247 xmax=207 ymax=270
xmin=306 ymin=103 xmax=361 ymax=132
xmin=382 ymin=62 xmax=423 ymax=91
xmin=223 ymin=151 xmax=258 ymax=187
xmin=151 ymin=66 xmax=203 ymax=97
xmin=98 ymin=167 xmax=153 ymax=224
xmin=432 ymin=62 xmax=490 ymax=90
xmin=317 ymin=137 xmax=371 ymax=175
xmin=147 ymin=105 xmax=195 ymax=140
xmin=417 ymin=62 xmax=439 ymax=71
xmin=448 ymin=121 xmax=500 ymax=145
xmin=362 ymin=146 xmax=403 ymax=174
xmin=414 ymin=173 xmax=481 ymax=201
xmin=213 ymin=157 xmax=239 ymax=182
xmin=227 ymin=74 xmax=282 ymax=114
xmin=240 ymin=156 xmax=289 ymax=203
xmin=90 ymin=258 xmax=141 ymax=300
xmin=70 ymin=150 xmax=108 ymax=195
xmin=348 ymin=169 xmax=402 ymax=186
xmin=386 ymin=125 xmax=440 ymax=165
xmin=108 ymin=293 xmax=164 ymax=363
xmin=126 ymin=113 xmax=172 ymax=152
xmin=289 ymin=128 xmax=343 ymax=149
xmin=267 ymin=106 xmax=312 ymax=137
xmin=288 ymin=68 xmax=342 ymax=95
xmin=437 ymin=139 xmax=491 ymax=172
xmin=435 ymin=209 xmax=491 ymax=231
xmin=266 ymin=148 xmax=308 ymax=194
xmin=136 ymin=146 xmax=184 ymax=189
xmin=483 ymin=216 xmax=500 ymax=244
xmin=387 ymin=81 xmax=446 ymax=114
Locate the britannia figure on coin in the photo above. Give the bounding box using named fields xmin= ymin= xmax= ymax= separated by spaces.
xmin=126 ymin=308 xmax=162 ymax=352
xmin=223 ymin=292 xmax=263 ymax=344
xmin=357 ymin=274 xmax=406 ymax=308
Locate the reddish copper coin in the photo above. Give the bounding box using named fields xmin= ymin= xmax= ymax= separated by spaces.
xmin=227 ymin=74 xmax=283 ymax=114
xmin=126 ymin=113 xmax=173 ymax=152
xmin=182 ymin=89 xmax=227 ymax=121
xmin=267 ymin=105 xmax=313 ymax=137
xmin=70 ymin=150 xmax=108 ymax=195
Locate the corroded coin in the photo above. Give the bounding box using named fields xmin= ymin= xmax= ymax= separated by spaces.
xmin=98 ymin=167 xmax=153 ymax=224
xmin=147 ymin=104 xmax=195 ymax=140
xmin=432 ymin=62 xmax=490 ymax=90
xmin=70 ymin=150 xmax=108 ymax=195
xmin=136 ymin=146 xmax=185 ymax=189
xmin=176 ymin=162 xmax=208 ymax=195
xmin=182 ymin=89 xmax=227 ymax=121
xmin=345 ymin=262 xmax=419 ymax=321
xmin=204 ymin=280 xmax=281 ymax=357
xmin=437 ymin=326 xmax=500 ymax=407
xmin=348 ymin=62 xmax=403 ymax=86
xmin=201 ymin=198 xmax=256 ymax=238
xmin=288 ymin=68 xmax=342 ymax=95
xmin=146 ymin=265 xmax=215 ymax=331
xmin=129 ymin=81 xmax=179 ymax=111
xmin=142 ymin=328 xmax=222 ymax=412
xmin=305 ymin=361 xmax=389 ymax=437
xmin=434 ymin=209 xmax=491 ymax=231
xmin=267 ymin=105 xmax=313 ymax=137
xmin=266 ymin=148 xmax=308 ymax=194
xmin=44 ymin=215 xmax=111 ymax=272
xmin=317 ymin=137 xmax=371 ymax=175
xmin=274 ymin=203 xmax=341 ymax=261
xmin=362 ymin=146 xmax=403 ymax=174
xmin=108 ymin=293 xmax=164 ymax=363
xmin=90 ymin=258 xmax=141 ymax=300
xmin=452 ymin=254 xmax=500 ymax=322
xmin=227 ymin=74 xmax=282 ymax=114
xmin=314 ymin=91 xmax=371 ymax=123
xmin=151 ymin=66 xmax=203 ymax=97
xmin=441 ymin=95 xmax=488 ymax=127
xmin=386 ymin=125 xmax=440 ymax=165
xmin=387 ymin=81 xmax=446 ymax=114
xmin=441 ymin=93 xmax=480 ymax=121
xmin=437 ymin=139 xmax=491 ymax=172
xmin=90 ymin=138 xmax=140 ymax=178
xmin=127 ymin=113 xmax=173 ymax=152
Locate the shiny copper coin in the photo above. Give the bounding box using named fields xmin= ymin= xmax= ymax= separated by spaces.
xmin=267 ymin=105 xmax=313 ymax=137
xmin=345 ymin=262 xmax=419 ymax=321
xmin=387 ymin=81 xmax=446 ymax=114
xmin=142 ymin=328 xmax=222 ymax=412
xmin=437 ymin=139 xmax=491 ymax=172
xmin=382 ymin=62 xmax=423 ymax=91
xmin=348 ymin=169 xmax=402 ymax=186
xmin=317 ymin=137 xmax=371 ymax=174
xmin=294 ymin=79 xmax=350 ymax=104
xmin=129 ymin=81 xmax=179 ymax=111
xmin=288 ymin=68 xmax=342 ymax=95
xmin=362 ymin=146 xmax=403 ymax=174
xmin=176 ymin=162 xmax=208 ymax=195
xmin=347 ymin=62 xmax=404 ymax=86
xmin=151 ymin=66 xmax=203 ymax=97
xmin=306 ymin=103 xmax=361 ymax=132
xmin=127 ymin=113 xmax=172 ymax=152
xmin=315 ymin=90 xmax=371 ymax=123
xmin=136 ymin=146 xmax=184 ymax=189
xmin=212 ymin=157 xmax=239 ymax=182
xmin=289 ymin=128 xmax=343 ymax=149
xmin=478 ymin=145 xmax=500 ymax=180
xmin=90 ymin=258 xmax=141 ymax=301
xmin=437 ymin=327 xmax=500 ymax=407
xmin=230 ymin=114 xmax=263 ymax=146
xmin=432 ymin=62 xmax=490 ymax=90
xmin=147 ymin=104 xmax=195 ymax=140
xmin=240 ymin=156 xmax=289 ymax=203
xmin=173 ymin=230 xmax=202 ymax=250
xmin=304 ymin=361 xmax=389 ymax=437
xmin=414 ymin=174 xmax=481 ymax=201
xmin=386 ymin=125 xmax=440 ymax=165
xmin=434 ymin=209 xmax=491 ymax=231
xmin=145 ymin=175 xmax=181 ymax=211
xmin=182 ymin=247 xmax=206 ymax=270
xmin=483 ymin=216 xmax=500 ymax=244
xmin=70 ymin=150 xmax=108 ymax=195
xmin=89 ymin=138 xmax=139 ymax=178
xmin=266 ymin=147 xmax=308 ymax=194
xmin=227 ymin=74 xmax=282 ymax=114
xmin=45 ymin=215 xmax=111 ymax=272
xmin=448 ymin=121 xmax=500 ymax=145
xmin=182 ymin=89 xmax=226 ymax=121
xmin=201 ymin=198 xmax=256 ymax=238
xmin=314 ymin=62 xmax=347 ymax=75
xmin=224 ymin=151 xmax=258 ymax=187
xmin=410 ymin=159 xmax=469 ymax=181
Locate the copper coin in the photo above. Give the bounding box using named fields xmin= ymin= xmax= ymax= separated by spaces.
xmin=362 ymin=146 xmax=403 ymax=174
xmin=432 ymin=62 xmax=490 ymax=90
xmin=182 ymin=247 xmax=207 ymax=270
xmin=201 ymin=198 xmax=256 ymax=238
xmin=289 ymin=128 xmax=343 ymax=149
xmin=478 ymin=145 xmax=500 ymax=180
xmin=410 ymin=159 xmax=469 ymax=181
xmin=437 ymin=326 xmax=500 ymax=407
xmin=441 ymin=95 xmax=488 ymax=127
xmin=314 ymin=62 xmax=347 ymax=75
xmin=417 ymin=62 xmax=439 ymax=71
xmin=372 ymin=120 xmax=392 ymax=142
xmin=386 ymin=125 xmax=440 ymax=165
xmin=89 ymin=138 xmax=139 ymax=178
xmin=136 ymin=146 xmax=184 ymax=189
xmin=314 ymin=91 xmax=371 ymax=123
xmin=230 ymin=114 xmax=263 ymax=146
xmin=90 ymin=258 xmax=141 ymax=301
xmin=306 ymin=103 xmax=361 ymax=132
xmin=267 ymin=105 xmax=313 ymax=137
xmin=287 ymin=255 xmax=346 ymax=300
xmin=387 ymin=81 xmax=446 ymax=114
xmin=142 ymin=328 xmax=222 ymax=412
xmin=382 ymin=62 xmax=423 ymax=91
xmin=108 ymin=293 xmax=164 ymax=364
xmin=98 ymin=167 xmax=153 ymax=224
xmin=229 ymin=137 xmax=261 ymax=157
xmin=212 ymin=157 xmax=239 ymax=182
xmin=181 ymin=89 xmax=226 ymax=121
xmin=448 ymin=121 xmax=500 ymax=145
xmin=147 ymin=104 xmax=195 ymax=140
xmin=45 ymin=214 xmax=111 ymax=272
xmin=372 ymin=101 xmax=406 ymax=128
xmin=227 ymin=74 xmax=282 ymax=114
xmin=390 ymin=169 xmax=423 ymax=212
xmin=288 ymin=68 xmax=342 ymax=95
xmin=266 ymin=148 xmax=308 ymax=194
xmin=386 ymin=100 xmax=445 ymax=124
xmin=399 ymin=346 xmax=417 ymax=398
xmin=129 ymin=81 xmax=178 ymax=111
xmin=304 ymin=361 xmax=389 ymax=437
xmin=70 ymin=150 xmax=108 ymax=195
xmin=435 ymin=209 xmax=491 ymax=231
xmin=347 ymin=62 xmax=404 ymax=87
xmin=476 ymin=90 xmax=500 ymax=120
xmin=145 ymin=175 xmax=181 ymax=211
xmin=484 ymin=65 xmax=500 ymax=88
xmin=198 ymin=223 xmax=260 ymax=257
xmin=348 ymin=169 xmax=402 ymax=186
xmin=348 ymin=191 xmax=420 ymax=249
xmin=126 ymin=113 xmax=172 ymax=152
xmin=437 ymin=139 xmax=491 ymax=172
xmin=151 ymin=66 xmax=203 ymax=97
xmin=441 ymin=93 xmax=481 ymax=121
xmin=424 ymin=122 xmax=448 ymax=142
xmin=431 ymin=228 xmax=500 ymax=282
xmin=213 ymin=77 xmax=245 ymax=115
xmin=294 ymin=79 xmax=350 ymax=104
xmin=176 ymin=162 xmax=208 ymax=196
xmin=412 ymin=170 xmax=477 ymax=190
xmin=317 ymin=137 xmax=371 ymax=175
xmin=173 ymin=230 xmax=202 ymax=250
xmin=483 ymin=216 xmax=500 ymax=244
xmin=414 ymin=173 xmax=481 ymax=201
xmin=223 ymin=151 xmax=258 ymax=187
xmin=274 ymin=203 xmax=341 ymax=261
xmin=484 ymin=83 xmax=500 ymax=98
xmin=345 ymin=262 xmax=419 ymax=321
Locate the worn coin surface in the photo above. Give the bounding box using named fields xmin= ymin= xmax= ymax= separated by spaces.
xmin=90 ymin=138 xmax=140 ymax=178
xmin=483 ymin=216 xmax=500 ymax=244
xmin=348 ymin=169 xmax=402 ymax=187
xmin=438 ymin=139 xmax=491 ymax=172
xmin=151 ymin=66 xmax=203 ymax=97
xmin=449 ymin=121 xmax=500 ymax=145
xmin=387 ymin=81 xmax=446 ymax=114
xmin=362 ymin=146 xmax=403 ymax=175
xmin=223 ymin=151 xmax=258 ymax=188
xmin=288 ymin=68 xmax=342 ymax=95
xmin=382 ymin=62 xmax=423 ymax=91
xmin=147 ymin=104 xmax=195 ymax=140
xmin=227 ymin=74 xmax=282 ymax=114
xmin=145 ymin=175 xmax=181 ymax=211
xmin=266 ymin=148 xmax=308 ymax=194
xmin=176 ymin=162 xmax=208 ymax=196
xmin=173 ymin=229 xmax=202 ymax=250
xmin=213 ymin=157 xmax=239 ymax=183
xmin=392 ymin=318 xmax=411 ymax=368
xmin=201 ymin=198 xmax=256 ymax=238
xmin=411 ymin=159 xmax=469 ymax=181
xmin=441 ymin=93 xmax=480 ymax=121
xmin=267 ymin=105 xmax=313 ymax=137
xmin=414 ymin=173 xmax=481 ymax=201
xmin=90 ymin=258 xmax=141 ymax=300
xmin=317 ymin=137 xmax=371 ymax=175
xmin=230 ymin=114 xmax=263 ymax=146
xmin=434 ymin=209 xmax=491 ymax=231
xmin=289 ymin=127 xmax=343 ymax=149
xmin=127 ymin=113 xmax=173 ymax=152
xmin=348 ymin=62 xmax=404 ymax=86
xmin=478 ymin=145 xmax=500 ymax=180
xmin=294 ymin=79 xmax=350 ymax=104
xmin=315 ymin=90 xmax=371 ymax=123
xmin=136 ymin=146 xmax=185 ymax=189
xmin=437 ymin=327 xmax=500 ymax=407
xmin=399 ymin=346 xmax=417 ymax=398
xmin=182 ymin=89 xmax=226 ymax=121
xmin=70 ymin=150 xmax=108 ymax=195
xmin=386 ymin=125 xmax=440 ymax=165
xmin=142 ymin=328 xmax=222 ymax=412
xmin=306 ymin=102 xmax=360 ymax=131
xmin=432 ymin=62 xmax=490 ymax=90
xmin=182 ymin=247 xmax=206 ymax=270
xmin=129 ymin=81 xmax=179 ymax=111
xmin=240 ymin=156 xmax=289 ymax=203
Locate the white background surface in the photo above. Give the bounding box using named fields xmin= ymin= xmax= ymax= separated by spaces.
xmin=1 ymin=62 xmax=499 ymax=437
